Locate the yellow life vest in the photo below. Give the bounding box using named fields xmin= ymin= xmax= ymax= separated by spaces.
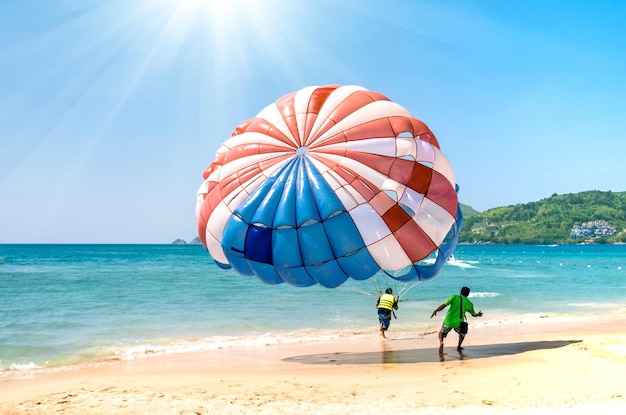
xmin=378 ymin=293 xmax=395 ymax=311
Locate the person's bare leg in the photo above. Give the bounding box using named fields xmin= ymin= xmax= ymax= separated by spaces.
xmin=457 ymin=335 xmax=465 ymax=351
xmin=438 ymin=331 xmax=444 ymax=353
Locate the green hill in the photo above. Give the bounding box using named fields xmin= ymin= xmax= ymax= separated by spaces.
xmin=459 ymin=190 xmax=626 ymax=244
xmin=459 ymin=203 xmax=479 ymax=218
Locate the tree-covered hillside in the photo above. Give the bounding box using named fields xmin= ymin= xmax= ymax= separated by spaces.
xmin=459 ymin=203 xmax=479 ymax=218
xmin=459 ymin=191 xmax=626 ymax=244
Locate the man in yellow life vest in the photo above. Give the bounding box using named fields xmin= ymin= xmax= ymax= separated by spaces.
xmin=376 ymin=288 xmax=398 ymax=338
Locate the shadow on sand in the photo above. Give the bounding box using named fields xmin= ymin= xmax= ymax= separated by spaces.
xmin=283 ymin=340 xmax=582 ymax=365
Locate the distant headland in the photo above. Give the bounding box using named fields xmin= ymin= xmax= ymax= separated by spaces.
xmin=171 ymin=237 xmax=202 ymax=245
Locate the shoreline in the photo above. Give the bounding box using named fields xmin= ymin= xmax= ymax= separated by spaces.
xmin=2 ymin=312 xmax=623 ymax=378
xmin=2 ymin=317 xmax=626 ymax=414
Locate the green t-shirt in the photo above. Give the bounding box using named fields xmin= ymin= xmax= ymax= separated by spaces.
xmin=442 ymin=294 xmax=476 ymax=328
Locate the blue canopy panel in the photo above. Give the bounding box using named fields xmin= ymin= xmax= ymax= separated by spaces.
xmin=303 ymin=157 xmax=346 ymax=219
xmin=296 ymin=221 xmax=347 ymax=287
xmin=220 ymin=160 xmax=296 ymax=280
xmin=246 ymin=261 xmax=285 ymax=285
xmin=218 ymin=153 xmax=381 ymax=288
xmin=235 ymin=160 xmax=296 ymax=224
xmin=322 ymin=212 xmax=378 ymax=280
xmin=273 ymin=168 xmax=298 ymax=228
xmin=294 ymin=158 xmax=322 ymax=227
xmin=276 ymin=266 xmax=317 ymax=287
xmin=250 ymin=163 xmax=295 ymax=227
xmin=214 ymin=260 xmax=232 ymax=270
xmin=305 ymin=260 xmax=347 ymax=288
xmin=271 ymin=227 xmax=316 ymax=286
xmin=336 ymin=248 xmax=378 ymax=280
xmin=221 ymin=214 xmax=254 ymax=276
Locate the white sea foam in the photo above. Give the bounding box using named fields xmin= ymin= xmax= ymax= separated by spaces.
xmin=445 ymin=255 xmax=477 ymax=269
xmin=0 ymin=361 xmax=43 ymax=378
xmin=504 ymin=273 xmax=552 ymax=279
xmin=111 ymin=329 xmax=364 ymax=362
xmin=0 ymin=330 xmax=363 ymax=378
xmin=8 ymin=361 xmax=42 ymax=371
xmin=568 ymin=302 xmax=625 ymax=309
xmin=469 ymin=292 xmax=500 ymax=298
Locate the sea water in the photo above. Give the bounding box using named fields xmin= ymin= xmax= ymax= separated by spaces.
xmin=1 ymin=243 xmax=625 ymax=375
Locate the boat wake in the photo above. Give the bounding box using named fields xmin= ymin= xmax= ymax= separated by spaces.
xmin=446 ymin=255 xmax=477 ymax=269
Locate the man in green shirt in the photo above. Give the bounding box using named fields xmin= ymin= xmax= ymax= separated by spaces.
xmin=431 ymin=286 xmax=483 ymax=353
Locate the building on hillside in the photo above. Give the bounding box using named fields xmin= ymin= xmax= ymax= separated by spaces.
xmin=570 ymin=220 xmax=616 ymax=239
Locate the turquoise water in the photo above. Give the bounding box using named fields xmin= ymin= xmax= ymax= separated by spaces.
xmin=1 ymin=244 xmax=625 ymax=375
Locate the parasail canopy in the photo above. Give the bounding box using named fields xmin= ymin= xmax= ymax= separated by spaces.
xmin=196 ymin=85 xmax=462 ymax=288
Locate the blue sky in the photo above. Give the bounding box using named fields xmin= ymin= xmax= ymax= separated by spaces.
xmin=1 ymin=0 xmax=625 ymax=243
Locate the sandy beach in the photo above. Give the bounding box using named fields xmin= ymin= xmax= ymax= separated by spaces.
xmin=2 ymin=318 xmax=626 ymax=414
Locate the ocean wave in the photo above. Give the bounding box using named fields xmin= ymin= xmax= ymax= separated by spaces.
xmin=504 ymin=273 xmax=552 ymax=279
xmin=568 ymin=302 xmax=625 ymax=309
xmin=469 ymin=292 xmax=500 ymax=298
xmin=0 ymin=329 xmax=370 ymax=378
xmin=1 ymin=361 xmax=42 ymax=372
xmin=113 ymin=329 xmax=370 ymax=361
xmin=446 ymin=256 xmax=477 ymax=269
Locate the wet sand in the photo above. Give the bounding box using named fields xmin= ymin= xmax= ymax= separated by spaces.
xmin=2 ymin=318 xmax=626 ymax=414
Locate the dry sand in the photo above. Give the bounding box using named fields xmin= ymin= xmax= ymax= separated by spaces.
xmin=2 ymin=318 xmax=626 ymax=414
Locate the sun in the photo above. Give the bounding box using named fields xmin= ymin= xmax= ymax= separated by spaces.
xmin=173 ymin=0 xmax=272 ymax=28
